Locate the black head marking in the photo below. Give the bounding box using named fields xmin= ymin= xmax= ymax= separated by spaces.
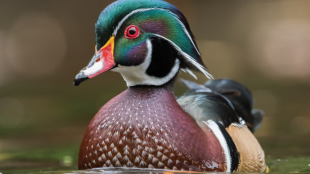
xmin=146 ymin=36 xmax=178 ymax=78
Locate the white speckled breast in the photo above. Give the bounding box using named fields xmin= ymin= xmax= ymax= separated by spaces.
xmin=78 ymin=86 xmax=227 ymax=172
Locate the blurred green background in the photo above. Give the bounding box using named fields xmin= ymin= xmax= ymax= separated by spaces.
xmin=0 ymin=0 xmax=310 ymax=173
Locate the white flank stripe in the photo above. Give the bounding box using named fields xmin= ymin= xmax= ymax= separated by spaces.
xmin=112 ymin=8 xmax=200 ymax=55
xmin=231 ymin=123 xmax=244 ymax=128
xmin=153 ymin=34 xmax=213 ymax=79
xmin=203 ymin=120 xmax=231 ymax=172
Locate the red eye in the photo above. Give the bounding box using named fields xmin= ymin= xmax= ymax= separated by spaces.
xmin=124 ymin=25 xmax=139 ymax=39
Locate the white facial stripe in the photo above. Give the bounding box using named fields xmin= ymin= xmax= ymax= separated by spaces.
xmin=177 ymin=19 xmax=201 ymax=55
xmin=203 ymin=120 xmax=231 ymax=172
xmin=113 ymin=8 xmax=157 ymax=36
xmin=112 ymin=8 xmax=200 ymax=55
xmin=185 ymin=68 xmax=197 ymax=79
xmin=181 ymin=68 xmax=197 ymax=79
xmin=153 ymin=34 xmax=213 ymax=79
xmin=112 ymin=38 xmax=180 ymax=86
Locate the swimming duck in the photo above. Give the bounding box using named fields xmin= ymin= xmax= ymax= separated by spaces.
xmin=73 ymin=0 xmax=266 ymax=172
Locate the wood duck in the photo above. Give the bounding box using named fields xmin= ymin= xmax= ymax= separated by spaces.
xmin=73 ymin=0 xmax=266 ymax=172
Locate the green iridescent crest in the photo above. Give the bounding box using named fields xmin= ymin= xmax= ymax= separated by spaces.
xmin=114 ymin=9 xmax=199 ymax=66
xmin=93 ymin=0 xmax=214 ymax=81
xmin=95 ymin=0 xmax=204 ymax=64
xmin=96 ymin=0 xmax=181 ymax=49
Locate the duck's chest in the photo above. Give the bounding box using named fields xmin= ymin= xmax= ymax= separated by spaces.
xmin=78 ymin=87 xmax=226 ymax=171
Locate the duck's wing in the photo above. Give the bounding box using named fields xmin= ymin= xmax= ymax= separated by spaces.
xmin=179 ymin=79 xmax=264 ymax=132
xmin=177 ymin=83 xmax=239 ymax=127
xmin=178 ymin=79 xmax=241 ymax=127
xmin=204 ymin=79 xmax=264 ymax=132
xmin=177 ymin=79 xmax=266 ymax=173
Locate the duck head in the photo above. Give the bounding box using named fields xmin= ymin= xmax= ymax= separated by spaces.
xmin=74 ymin=0 xmax=213 ymax=87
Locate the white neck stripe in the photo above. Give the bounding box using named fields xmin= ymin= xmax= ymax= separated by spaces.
xmin=112 ymin=38 xmax=180 ymax=86
xmin=112 ymin=8 xmax=200 ymax=55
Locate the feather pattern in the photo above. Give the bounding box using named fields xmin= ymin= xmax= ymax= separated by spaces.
xmin=96 ymin=0 xmax=208 ymax=77
xmin=179 ymin=79 xmax=264 ymax=132
xmin=153 ymin=34 xmax=213 ymax=79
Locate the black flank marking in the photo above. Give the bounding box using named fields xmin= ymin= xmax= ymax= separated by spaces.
xmin=216 ymin=122 xmax=239 ymax=172
xmin=146 ymin=36 xmax=177 ymax=78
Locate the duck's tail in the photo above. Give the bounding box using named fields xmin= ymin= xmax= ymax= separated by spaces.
xmin=181 ymin=79 xmax=264 ymax=132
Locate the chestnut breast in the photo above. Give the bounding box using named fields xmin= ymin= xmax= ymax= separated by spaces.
xmin=78 ymin=86 xmax=227 ymax=172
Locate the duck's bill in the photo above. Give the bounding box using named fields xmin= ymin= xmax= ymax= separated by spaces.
xmin=74 ymin=36 xmax=115 ymax=86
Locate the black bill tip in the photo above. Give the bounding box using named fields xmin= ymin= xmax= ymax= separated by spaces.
xmin=73 ymin=77 xmax=89 ymax=86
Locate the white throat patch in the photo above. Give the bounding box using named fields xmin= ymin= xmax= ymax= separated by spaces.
xmin=112 ymin=38 xmax=180 ymax=86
